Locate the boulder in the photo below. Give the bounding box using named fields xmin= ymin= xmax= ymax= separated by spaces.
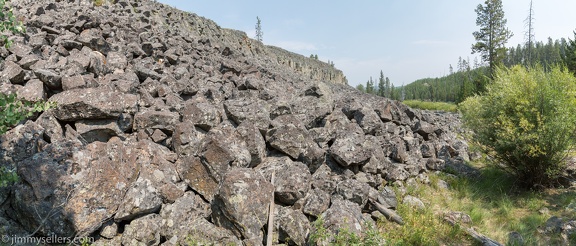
xmin=336 ymin=179 xmax=370 ymax=207
xmin=121 ymin=214 xmax=162 ymax=246
xmin=2 ymin=61 xmax=26 ymax=84
xmin=49 ymin=88 xmax=138 ymax=121
xmin=256 ymin=156 xmax=311 ymax=205
xmin=275 ymin=206 xmax=311 ymax=246
xmin=211 ymin=168 xmax=274 ymax=242
xmin=176 ymin=155 xmax=219 ymax=202
xmin=321 ymin=197 xmax=366 ymax=236
xmin=181 ymin=102 xmax=222 ymax=131
xmin=224 ymin=97 xmax=270 ymax=132
xmin=330 ymin=133 xmax=372 ymax=167
xmin=302 ymin=188 xmax=331 ymax=217
xmin=133 ymin=110 xmax=180 ymax=132
xmin=198 ymin=126 xmax=251 ymax=182
xmin=266 ymin=124 xmax=325 ymax=171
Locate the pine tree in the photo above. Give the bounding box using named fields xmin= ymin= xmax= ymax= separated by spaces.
xmin=255 ymin=16 xmax=263 ymax=42
xmin=472 ymin=0 xmax=513 ymax=78
xmin=524 ymin=0 xmax=535 ymax=66
xmin=355 ymin=84 xmax=365 ymax=93
xmin=366 ymin=77 xmax=374 ymax=94
xmin=385 ymin=77 xmax=391 ymax=98
xmin=565 ymin=31 xmax=576 ymax=75
xmin=378 ymin=71 xmax=385 ymax=97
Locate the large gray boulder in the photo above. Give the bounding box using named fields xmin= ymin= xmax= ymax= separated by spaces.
xmin=211 ymin=168 xmax=274 ymax=242
xmin=256 ymin=156 xmax=311 ymax=205
xmin=49 ymin=88 xmax=138 ymax=121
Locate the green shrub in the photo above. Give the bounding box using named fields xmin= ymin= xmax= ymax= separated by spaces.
xmin=460 ymin=65 xmax=576 ymax=187
xmin=0 ymin=93 xmax=54 ymax=135
xmin=0 ymin=0 xmax=25 ymax=48
xmin=403 ymin=100 xmax=458 ymax=113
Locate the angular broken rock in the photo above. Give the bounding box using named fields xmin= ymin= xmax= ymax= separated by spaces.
xmin=133 ymin=110 xmax=180 ymax=132
xmin=266 ymin=124 xmax=325 ymax=170
xmin=2 ymin=61 xmax=26 ymax=84
xmin=121 ymin=214 xmax=161 ymax=246
xmin=75 ymin=119 xmax=123 ymax=143
xmin=115 ymin=178 xmax=163 ymax=221
xmin=199 ymin=126 xmax=251 ymax=182
xmin=34 ymin=68 xmax=62 ymax=90
xmin=224 ymin=97 xmax=270 ymax=132
xmin=275 ymin=205 xmax=311 ymax=246
xmin=256 ymin=156 xmax=311 ymax=205
xmin=176 ymin=155 xmax=219 ymax=202
xmin=181 ymin=102 xmax=222 ymax=131
xmin=160 ymin=191 xmax=213 ymax=243
xmin=336 ymin=179 xmax=370 ymax=207
xmin=330 ymin=133 xmax=373 ymax=167
xmin=49 ymin=88 xmax=138 ymax=121
xmin=303 ymin=188 xmax=331 ymax=217
xmin=17 ymin=79 xmax=46 ymax=102
xmin=321 ymin=197 xmax=366 ymax=236
xmin=236 ymin=121 xmax=266 ymax=167
xmin=211 ymin=168 xmax=274 ymax=242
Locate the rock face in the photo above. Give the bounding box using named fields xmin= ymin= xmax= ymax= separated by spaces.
xmin=0 ymin=0 xmax=472 ymax=245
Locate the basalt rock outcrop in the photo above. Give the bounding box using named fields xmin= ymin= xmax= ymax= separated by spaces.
xmin=0 ymin=0 xmax=471 ymax=245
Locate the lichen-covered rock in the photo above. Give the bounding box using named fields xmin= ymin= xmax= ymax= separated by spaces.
xmin=199 ymin=125 xmax=251 ymax=182
xmin=330 ymin=133 xmax=373 ymax=167
xmin=176 ymin=155 xmax=219 ymax=201
xmin=336 ymin=179 xmax=370 ymax=207
xmin=275 ymin=206 xmax=311 ymax=246
xmin=266 ymin=124 xmax=325 ymax=170
xmin=211 ymin=168 xmax=274 ymax=242
xmin=133 ymin=110 xmax=180 ymax=132
xmin=181 ymin=102 xmax=222 ymax=131
xmin=256 ymin=156 xmax=311 ymax=205
xmin=49 ymin=88 xmax=138 ymax=121
xmin=303 ymin=188 xmax=331 ymax=217
xmin=321 ymin=197 xmax=366 ymax=236
xmin=121 ymin=214 xmax=162 ymax=246
xmin=160 ymin=191 xmax=213 ymax=244
xmin=236 ymin=121 xmax=266 ymax=167
xmin=224 ymin=97 xmax=270 ymax=132
xmin=115 ymin=178 xmax=163 ymax=221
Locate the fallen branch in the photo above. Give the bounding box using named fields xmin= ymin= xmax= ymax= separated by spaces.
xmin=444 ymin=215 xmax=502 ymax=246
xmin=369 ymin=199 xmax=404 ymax=225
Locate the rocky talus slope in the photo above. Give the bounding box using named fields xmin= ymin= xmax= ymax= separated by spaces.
xmin=0 ymin=0 xmax=471 ymax=245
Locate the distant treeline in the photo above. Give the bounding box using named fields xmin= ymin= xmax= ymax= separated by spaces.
xmin=366 ymin=36 xmax=575 ymax=103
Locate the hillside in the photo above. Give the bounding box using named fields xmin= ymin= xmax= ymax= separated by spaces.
xmin=0 ymin=0 xmax=473 ymax=245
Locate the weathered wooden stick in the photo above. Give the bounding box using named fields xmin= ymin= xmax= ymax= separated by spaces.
xmin=444 ymin=216 xmax=502 ymax=246
xmin=266 ymin=171 xmax=276 ymax=246
xmin=370 ymin=199 xmax=404 ymax=225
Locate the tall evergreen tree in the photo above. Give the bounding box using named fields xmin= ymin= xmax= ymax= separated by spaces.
xmin=378 ymin=71 xmax=385 ymax=97
xmin=355 ymin=84 xmax=365 ymax=93
xmin=366 ymin=77 xmax=374 ymax=94
xmin=385 ymin=77 xmax=391 ymax=98
xmin=255 ymin=16 xmax=263 ymax=42
xmin=472 ymin=0 xmax=513 ymax=78
xmin=524 ymin=0 xmax=535 ymax=66
xmin=565 ymin=31 xmax=576 ymax=75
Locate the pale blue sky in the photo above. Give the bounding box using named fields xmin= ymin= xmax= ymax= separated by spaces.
xmin=157 ymin=0 xmax=576 ymax=87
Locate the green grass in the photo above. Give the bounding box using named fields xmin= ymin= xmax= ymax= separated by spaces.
xmin=403 ymin=100 xmax=458 ymax=112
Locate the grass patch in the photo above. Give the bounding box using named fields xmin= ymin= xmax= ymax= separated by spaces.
xmin=403 ymin=100 xmax=458 ymax=112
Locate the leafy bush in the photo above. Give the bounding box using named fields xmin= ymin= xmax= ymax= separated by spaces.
xmin=403 ymin=100 xmax=458 ymax=113
xmin=0 ymin=93 xmax=54 ymax=134
xmin=460 ymin=65 xmax=576 ymax=187
xmin=0 ymin=0 xmax=25 ymax=48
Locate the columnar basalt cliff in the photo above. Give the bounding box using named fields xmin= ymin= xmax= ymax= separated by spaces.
xmin=0 ymin=0 xmax=468 ymax=245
